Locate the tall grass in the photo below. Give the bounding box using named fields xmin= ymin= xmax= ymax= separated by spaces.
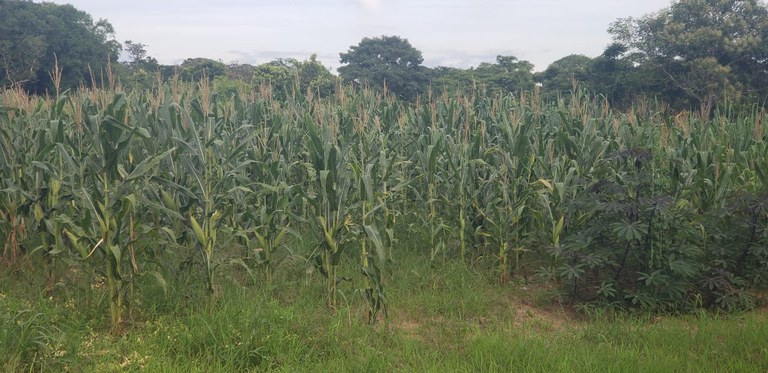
xmin=2 ymin=248 xmax=766 ymax=372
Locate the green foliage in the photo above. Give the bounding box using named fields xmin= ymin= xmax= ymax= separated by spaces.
xmin=473 ymin=55 xmax=536 ymax=93
xmin=536 ymin=54 xmax=593 ymax=97
xmin=1 ymin=309 xmax=63 ymax=371
xmin=179 ymin=58 xmax=226 ymax=82
xmin=252 ymin=61 xmax=293 ymax=97
xmin=431 ymin=55 xmax=536 ymax=97
xmin=223 ymin=62 xmax=256 ymax=82
xmin=533 ymin=100 xmax=768 ymax=312
xmin=252 ymin=55 xmax=337 ymax=100
xmin=213 ymin=76 xmax=251 ymax=98
xmin=117 ymin=40 xmax=162 ymax=91
xmin=0 ymin=0 xmax=120 ymax=93
xmin=609 ymin=0 xmax=768 ymax=112
xmin=339 ymin=35 xmax=429 ymax=100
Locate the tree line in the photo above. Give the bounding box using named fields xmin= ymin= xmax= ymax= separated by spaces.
xmin=3 ymin=0 xmax=768 ymax=111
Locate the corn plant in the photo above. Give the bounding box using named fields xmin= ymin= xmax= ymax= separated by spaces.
xmin=443 ymin=127 xmax=485 ymax=261
xmin=304 ymin=113 xmax=354 ymax=308
xmin=349 ymin=113 xmax=406 ymax=322
xmin=247 ymin=175 xmax=297 ymax=283
xmin=70 ymin=92 xmax=175 ymax=328
xmin=26 ymin=96 xmax=75 ymax=289
xmin=417 ymin=129 xmax=447 ymax=261
xmin=0 ymin=97 xmax=36 ymax=265
xmin=235 ymin=98 xmax=303 ymax=283
xmin=170 ymin=89 xmax=256 ymax=296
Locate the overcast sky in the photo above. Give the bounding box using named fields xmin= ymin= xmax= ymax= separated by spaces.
xmin=47 ymin=0 xmax=673 ymax=72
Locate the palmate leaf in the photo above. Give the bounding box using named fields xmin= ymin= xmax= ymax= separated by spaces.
xmin=669 ymin=258 xmax=699 ymax=278
xmin=638 ymin=270 xmax=669 ymax=287
xmin=558 ymin=263 xmax=585 ymax=280
xmin=612 ymin=220 xmax=645 ymax=241
xmin=596 ymin=281 xmax=617 ymax=298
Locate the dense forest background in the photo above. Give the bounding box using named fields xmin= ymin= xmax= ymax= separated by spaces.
xmin=3 ymin=0 xmax=768 ymax=112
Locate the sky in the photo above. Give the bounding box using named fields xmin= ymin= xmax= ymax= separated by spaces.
xmin=46 ymin=0 xmax=673 ymax=72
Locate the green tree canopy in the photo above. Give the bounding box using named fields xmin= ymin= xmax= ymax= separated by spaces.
xmin=536 ymin=54 xmax=594 ymax=96
xmin=224 ymin=62 xmax=256 ymax=82
xmin=338 ymin=35 xmax=429 ymax=100
xmin=179 ymin=58 xmax=227 ymax=82
xmin=252 ymin=55 xmax=337 ymax=99
xmin=123 ymin=40 xmax=158 ymax=70
xmin=610 ymin=0 xmax=768 ymax=112
xmin=117 ymin=40 xmax=162 ymax=90
xmin=295 ymin=54 xmax=337 ymax=97
xmin=430 ymin=56 xmax=535 ymax=97
xmin=252 ymin=60 xmax=293 ymax=97
xmin=472 ymin=55 xmax=535 ymax=93
xmin=0 ymin=0 xmax=120 ymax=94
xmin=429 ymin=66 xmax=475 ymax=94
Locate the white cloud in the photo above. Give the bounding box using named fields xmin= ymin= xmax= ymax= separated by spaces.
xmin=357 ymin=0 xmax=382 ymax=10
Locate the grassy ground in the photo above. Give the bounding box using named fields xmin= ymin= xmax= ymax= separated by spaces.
xmin=2 ymin=247 xmax=767 ymax=372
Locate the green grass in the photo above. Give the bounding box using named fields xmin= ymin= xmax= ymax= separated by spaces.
xmin=2 ymin=247 xmax=766 ymax=372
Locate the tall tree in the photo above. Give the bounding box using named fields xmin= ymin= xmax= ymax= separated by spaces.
xmin=252 ymin=59 xmax=294 ymax=98
xmin=589 ymin=43 xmax=649 ymax=106
xmin=610 ymin=0 xmax=768 ymax=112
xmin=179 ymin=58 xmax=226 ymax=82
xmin=429 ymin=66 xmax=476 ymax=95
xmin=123 ymin=40 xmax=159 ymax=70
xmin=251 ymin=55 xmax=337 ymax=99
xmin=0 ymin=0 xmax=120 ymax=93
xmin=472 ymin=55 xmax=535 ymax=93
xmin=536 ymin=54 xmax=594 ymax=97
xmin=338 ymin=35 xmax=429 ymax=100
xmin=430 ymin=56 xmax=535 ymax=97
xmin=296 ymin=54 xmax=337 ymax=97
xmin=118 ymin=40 xmax=160 ymax=91
xmin=224 ymin=62 xmax=256 ymax=82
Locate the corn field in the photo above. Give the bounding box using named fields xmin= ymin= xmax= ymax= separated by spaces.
xmin=1 ymin=81 xmax=767 ymax=329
